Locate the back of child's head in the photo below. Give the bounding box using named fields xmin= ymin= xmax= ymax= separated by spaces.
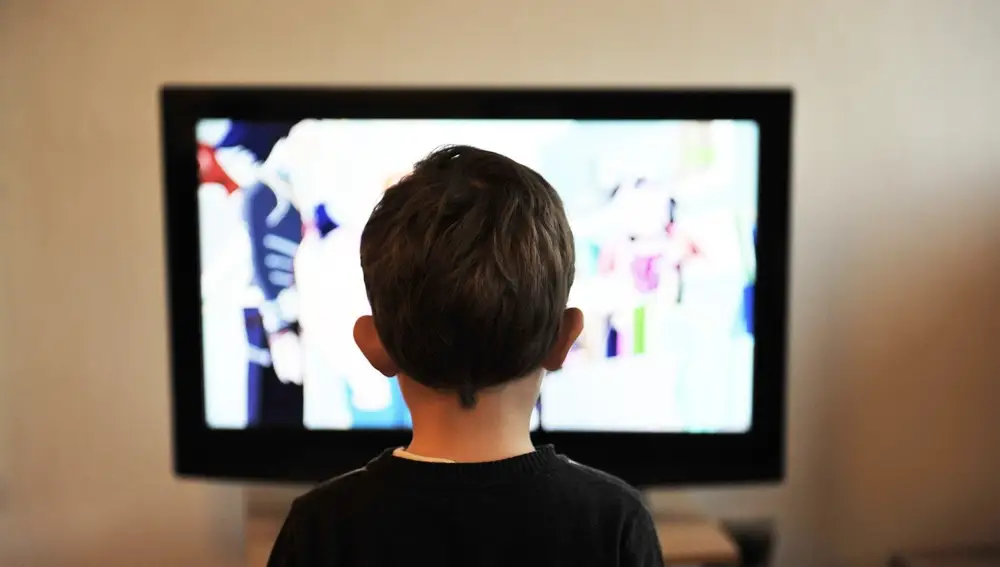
xmin=359 ymin=145 xmax=575 ymax=408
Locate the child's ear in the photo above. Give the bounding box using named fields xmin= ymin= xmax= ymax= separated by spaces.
xmin=542 ymin=308 xmax=584 ymax=372
xmin=353 ymin=315 xmax=400 ymax=377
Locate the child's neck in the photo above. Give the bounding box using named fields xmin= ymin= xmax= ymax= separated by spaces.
xmin=406 ymin=402 xmax=535 ymax=463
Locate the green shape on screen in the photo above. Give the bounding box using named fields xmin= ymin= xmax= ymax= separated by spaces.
xmin=682 ymin=145 xmax=715 ymax=169
xmin=634 ymin=306 xmax=646 ymax=355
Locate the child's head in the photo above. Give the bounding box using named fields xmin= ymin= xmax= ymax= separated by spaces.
xmin=353 ymin=145 xmax=583 ymax=412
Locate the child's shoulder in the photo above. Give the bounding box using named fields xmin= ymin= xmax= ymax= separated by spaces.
xmin=552 ymin=455 xmax=649 ymax=510
xmin=295 ymin=462 xmax=381 ymax=510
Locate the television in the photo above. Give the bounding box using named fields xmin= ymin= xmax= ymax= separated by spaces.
xmin=161 ymin=87 xmax=792 ymax=486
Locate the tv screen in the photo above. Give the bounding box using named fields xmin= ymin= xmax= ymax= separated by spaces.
xmin=163 ymin=88 xmax=791 ymax=485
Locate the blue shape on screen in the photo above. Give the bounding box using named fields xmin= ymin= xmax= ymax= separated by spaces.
xmin=314 ymin=203 xmax=340 ymax=237
xmin=349 ymin=380 xmax=412 ymax=429
xmin=243 ymin=182 xmax=302 ymax=302
xmin=606 ymin=318 xmax=619 ymax=358
xmin=742 ymin=226 xmax=757 ymax=335
xmin=244 ymin=307 xmax=266 ymax=425
xmin=217 ymin=121 xmax=294 ymax=163
xmin=743 ymin=284 xmax=754 ymax=335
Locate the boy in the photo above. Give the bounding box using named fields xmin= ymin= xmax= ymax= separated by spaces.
xmin=267 ymin=145 xmax=665 ymax=567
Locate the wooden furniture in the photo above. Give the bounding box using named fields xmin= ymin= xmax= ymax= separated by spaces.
xmin=890 ymin=546 xmax=1000 ymax=567
xmin=655 ymin=517 xmax=740 ymax=565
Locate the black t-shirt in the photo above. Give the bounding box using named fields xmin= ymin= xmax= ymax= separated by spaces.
xmin=267 ymin=445 xmax=665 ymax=567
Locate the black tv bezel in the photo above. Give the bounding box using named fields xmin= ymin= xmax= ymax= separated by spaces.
xmin=161 ymin=86 xmax=792 ymax=487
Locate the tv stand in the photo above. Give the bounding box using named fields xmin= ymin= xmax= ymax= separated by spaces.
xmin=640 ymin=488 xmax=741 ymax=565
xmin=242 ymin=488 xmax=741 ymax=566
xmin=651 ymin=515 xmax=740 ymax=565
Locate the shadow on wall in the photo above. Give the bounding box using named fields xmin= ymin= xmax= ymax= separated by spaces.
xmin=648 ymin=191 xmax=1000 ymax=567
xmin=820 ymin=206 xmax=1000 ymax=565
xmin=0 ymin=483 xmax=246 ymax=567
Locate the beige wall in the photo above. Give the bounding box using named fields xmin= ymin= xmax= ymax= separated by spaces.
xmin=2 ymin=0 xmax=999 ymax=565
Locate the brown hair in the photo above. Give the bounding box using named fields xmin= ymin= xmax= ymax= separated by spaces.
xmin=360 ymin=145 xmax=575 ymax=408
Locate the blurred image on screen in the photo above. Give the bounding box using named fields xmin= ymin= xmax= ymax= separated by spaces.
xmin=195 ymin=119 xmax=759 ymax=433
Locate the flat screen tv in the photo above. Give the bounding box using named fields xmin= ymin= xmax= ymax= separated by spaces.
xmin=161 ymin=87 xmax=792 ymax=486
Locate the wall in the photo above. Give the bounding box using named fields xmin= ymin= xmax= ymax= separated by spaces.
xmin=0 ymin=154 xmax=9 ymax=534
xmin=1 ymin=0 xmax=999 ymax=565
